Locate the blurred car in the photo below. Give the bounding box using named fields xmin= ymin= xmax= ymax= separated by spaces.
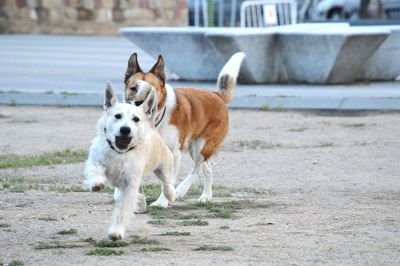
xmin=316 ymin=0 xmax=361 ymax=20
xmin=381 ymin=0 xmax=400 ymax=19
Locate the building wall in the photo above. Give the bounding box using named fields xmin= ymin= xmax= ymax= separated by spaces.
xmin=0 ymin=0 xmax=188 ymax=35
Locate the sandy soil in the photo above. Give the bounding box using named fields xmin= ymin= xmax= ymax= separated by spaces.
xmin=0 ymin=106 xmax=399 ymax=265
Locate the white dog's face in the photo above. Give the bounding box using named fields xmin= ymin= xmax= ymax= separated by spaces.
xmin=103 ymin=81 xmax=157 ymax=153
xmin=104 ymin=103 xmax=147 ymax=151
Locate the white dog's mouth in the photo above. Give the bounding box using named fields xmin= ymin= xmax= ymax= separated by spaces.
xmin=115 ymin=136 xmax=133 ymax=150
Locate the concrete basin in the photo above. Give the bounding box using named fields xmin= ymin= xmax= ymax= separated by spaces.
xmin=120 ymin=24 xmax=392 ymax=84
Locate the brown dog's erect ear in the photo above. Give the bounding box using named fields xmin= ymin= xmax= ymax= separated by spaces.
xmin=125 ymin=53 xmax=142 ymax=83
xmin=150 ymin=55 xmax=166 ymax=85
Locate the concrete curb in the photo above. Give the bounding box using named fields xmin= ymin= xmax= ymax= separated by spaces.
xmin=2 ymin=82 xmax=400 ymax=111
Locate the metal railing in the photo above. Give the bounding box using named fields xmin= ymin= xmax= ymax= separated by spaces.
xmin=240 ymin=0 xmax=297 ymax=27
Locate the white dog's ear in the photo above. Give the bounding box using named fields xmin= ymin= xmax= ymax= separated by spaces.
xmin=104 ymin=81 xmax=118 ymax=109
xmin=142 ymin=88 xmax=158 ymax=121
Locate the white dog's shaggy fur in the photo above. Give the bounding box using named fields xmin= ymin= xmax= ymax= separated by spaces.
xmin=84 ymin=81 xmax=175 ymax=240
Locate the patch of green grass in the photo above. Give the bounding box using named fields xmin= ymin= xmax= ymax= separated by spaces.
xmin=101 ymin=187 xmax=114 ymax=194
xmin=288 ymin=127 xmax=307 ymax=132
xmin=219 ymin=225 xmax=230 ymax=230
xmin=143 ymin=184 xmax=161 ymax=205
xmin=209 ymin=208 xmax=233 ymax=219
xmin=85 ymin=248 xmax=123 ymax=256
xmin=82 ymin=237 xmax=96 ymax=243
xmin=0 ymin=177 xmax=32 ymax=192
xmin=233 ymin=187 xmax=278 ymax=196
xmin=34 ymin=241 xmax=82 ymax=250
xmin=94 ymin=240 xmax=129 ymax=248
xmin=49 ymin=185 xmax=88 ymax=193
xmin=317 ymin=142 xmax=335 ymax=148
xmin=130 ymin=235 xmax=159 ymax=245
xmin=186 ymin=185 xmax=231 ymax=197
xmin=344 ymin=123 xmax=366 ymax=128
xmin=0 ymin=149 xmax=87 ymax=169
xmin=0 ymin=223 xmax=11 ymax=228
xmin=160 ymin=231 xmax=191 ymax=236
xmin=234 ymin=140 xmax=280 ymax=150
xmin=8 ymin=260 xmax=24 ymax=266
xmin=193 ymin=245 xmax=233 ymax=251
xmin=38 ymin=217 xmax=57 ymax=222
xmin=57 ymin=228 xmax=77 ymax=235
xmin=143 ymin=184 xmax=161 ymax=198
xmin=0 ymin=176 xmax=87 ymax=193
xmin=148 ymin=219 xmax=166 ymax=225
xmin=147 ymin=206 xmax=200 ymax=220
xmin=3 ymin=90 xmax=21 ymax=94
xmin=60 ymin=92 xmax=79 ymax=96
xmin=172 ymin=200 xmax=272 ymax=221
xmin=261 ymin=102 xmax=270 ymax=111
xmin=6 ymin=119 xmax=38 ymax=124
xmin=185 ymin=185 xmax=203 ymax=196
xmin=178 ymin=219 xmax=209 ymax=226
xmin=140 ymin=247 xmax=171 ymax=252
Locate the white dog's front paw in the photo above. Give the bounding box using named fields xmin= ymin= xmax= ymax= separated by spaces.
xmin=198 ymin=193 xmax=212 ymax=203
xmin=88 ymin=175 xmax=107 ymax=192
xmin=108 ymin=223 xmax=125 ymax=241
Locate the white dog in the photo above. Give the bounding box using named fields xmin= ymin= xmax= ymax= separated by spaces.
xmin=84 ymin=81 xmax=175 ymax=240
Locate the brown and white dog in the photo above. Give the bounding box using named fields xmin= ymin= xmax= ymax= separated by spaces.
xmin=124 ymin=52 xmax=245 ymax=206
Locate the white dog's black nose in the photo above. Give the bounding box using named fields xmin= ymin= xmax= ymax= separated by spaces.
xmin=120 ymin=126 xmax=131 ymax=136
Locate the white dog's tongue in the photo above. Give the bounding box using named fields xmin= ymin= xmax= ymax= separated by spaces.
xmin=115 ymin=136 xmax=132 ymax=150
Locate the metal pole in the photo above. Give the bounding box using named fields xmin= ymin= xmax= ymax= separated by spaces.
xmin=195 ymin=0 xmax=199 ymax=27
xmin=218 ymin=0 xmax=224 ymax=27
xmin=202 ymin=0 xmax=209 ymax=27
xmin=230 ymin=0 xmax=237 ymax=27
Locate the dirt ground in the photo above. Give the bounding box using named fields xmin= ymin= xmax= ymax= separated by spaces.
xmin=0 ymin=106 xmax=399 ymax=265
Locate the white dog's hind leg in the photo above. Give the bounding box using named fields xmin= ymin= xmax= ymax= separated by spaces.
xmin=136 ymin=183 xmax=147 ymax=213
xmin=198 ymin=161 xmax=213 ymax=203
xmin=151 ymin=159 xmax=176 ymax=208
xmin=150 ymin=148 xmax=176 ymax=208
xmin=113 ymin=187 xmax=121 ymax=202
xmin=108 ymin=183 xmax=139 ymax=241
xmin=150 ymin=188 xmax=170 ymax=208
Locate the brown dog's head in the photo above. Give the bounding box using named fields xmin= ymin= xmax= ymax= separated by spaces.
xmin=124 ymin=53 xmax=167 ymax=111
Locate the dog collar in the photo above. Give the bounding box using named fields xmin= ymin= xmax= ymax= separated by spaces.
xmin=155 ymin=106 xmax=167 ymax=128
xmin=106 ymin=139 xmax=135 ymax=154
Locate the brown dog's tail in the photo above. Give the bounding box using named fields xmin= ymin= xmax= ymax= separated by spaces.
xmin=215 ymin=52 xmax=246 ymax=104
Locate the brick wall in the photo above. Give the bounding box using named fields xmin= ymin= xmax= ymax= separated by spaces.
xmin=0 ymin=0 xmax=188 ymax=35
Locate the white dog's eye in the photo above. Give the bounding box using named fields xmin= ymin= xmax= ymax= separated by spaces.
xmin=132 ymin=116 xmax=140 ymax=123
xmin=115 ymin=114 xmax=122 ymax=119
